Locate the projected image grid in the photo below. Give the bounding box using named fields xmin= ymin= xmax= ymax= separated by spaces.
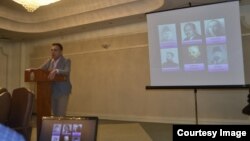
xmin=51 ymin=123 xmax=83 ymax=141
xmin=158 ymin=18 xmax=228 ymax=72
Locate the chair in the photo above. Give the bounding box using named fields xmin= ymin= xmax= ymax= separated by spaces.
xmin=0 ymin=87 xmax=8 ymax=94
xmin=0 ymin=92 xmax=11 ymax=124
xmin=7 ymin=87 xmax=35 ymax=141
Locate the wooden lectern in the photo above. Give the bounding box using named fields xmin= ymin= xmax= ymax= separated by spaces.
xmin=24 ymin=69 xmax=65 ymax=138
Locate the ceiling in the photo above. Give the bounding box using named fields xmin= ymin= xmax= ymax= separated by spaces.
xmin=0 ymin=0 xmax=249 ymax=41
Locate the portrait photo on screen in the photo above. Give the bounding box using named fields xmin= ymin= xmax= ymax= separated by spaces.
xmin=205 ymin=18 xmax=227 ymax=45
xmin=160 ymin=48 xmax=180 ymax=71
xmin=207 ymin=44 xmax=229 ymax=72
xmin=52 ymin=124 xmax=62 ymax=135
xmin=62 ymin=124 xmax=72 ymax=135
xmin=158 ymin=24 xmax=178 ymax=48
xmin=182 ymin=45 xmax=206 ymax=71
xmin=205 ymin=18 xmax=226 ymax=38
xmin=181 ymin=21 xmax=203 ymax=45
xmin=72 ymin=124 xmax=82 ymax=141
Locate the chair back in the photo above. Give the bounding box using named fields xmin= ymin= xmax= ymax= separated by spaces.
xmin=0 ymin=88 xmax=8 ymax=94
xmin=7 ymin=88 xmax=35 ymax=141
xmin=8 ymin=87 xmax=34 ymax=128
xmin=0 ymin=92 xmax=11 ymax=124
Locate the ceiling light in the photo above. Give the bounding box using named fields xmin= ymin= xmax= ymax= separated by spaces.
xmin=12 ymin=0 xmax=61 ymax=12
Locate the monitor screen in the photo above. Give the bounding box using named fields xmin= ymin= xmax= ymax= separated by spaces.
xmin=39 ymin=116 xmax=98 ymax=141
xmin=146 ymin=1 xmax=245 ymax=86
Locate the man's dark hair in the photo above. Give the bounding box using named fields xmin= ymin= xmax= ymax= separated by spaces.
xmin=52 ymin=43 xmax=63 ymax=51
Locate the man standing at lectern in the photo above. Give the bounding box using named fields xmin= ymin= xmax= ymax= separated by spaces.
xmin=40 ymin=43 xmax=72 ymax=116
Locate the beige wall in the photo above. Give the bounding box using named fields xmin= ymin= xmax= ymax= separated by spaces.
xmin=2 ymin=6 xmax=250 ymax=124
xmin=0 ymin=44 xmax=8 ymax=88
xmin=0 ymin=41 xmax=21 ymax=92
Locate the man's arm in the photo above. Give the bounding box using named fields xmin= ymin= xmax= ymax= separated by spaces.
xmin=57 ymin=59 xmax=71 ymax=76
xmin=48 ymin=58 xmax=71 ymax=80
xmin=39 ymin=59 xmax=51 ymax=70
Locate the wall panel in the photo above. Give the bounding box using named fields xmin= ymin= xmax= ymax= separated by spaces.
xmin=0 ymin=47 xmax=8 ymax=88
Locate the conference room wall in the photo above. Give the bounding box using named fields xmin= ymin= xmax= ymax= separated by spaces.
xmin=16 ymin=20 xmax=248 ymax=124
xmin=0 ymin=41 xmax=21 ymax=92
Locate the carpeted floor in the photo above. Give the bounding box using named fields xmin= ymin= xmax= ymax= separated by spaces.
xmin=97 ymin=123 xmax=152 ymax=141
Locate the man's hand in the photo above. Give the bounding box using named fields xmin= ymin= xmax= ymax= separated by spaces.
xmin=48 ymin=69 xmax=58 ymax=80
